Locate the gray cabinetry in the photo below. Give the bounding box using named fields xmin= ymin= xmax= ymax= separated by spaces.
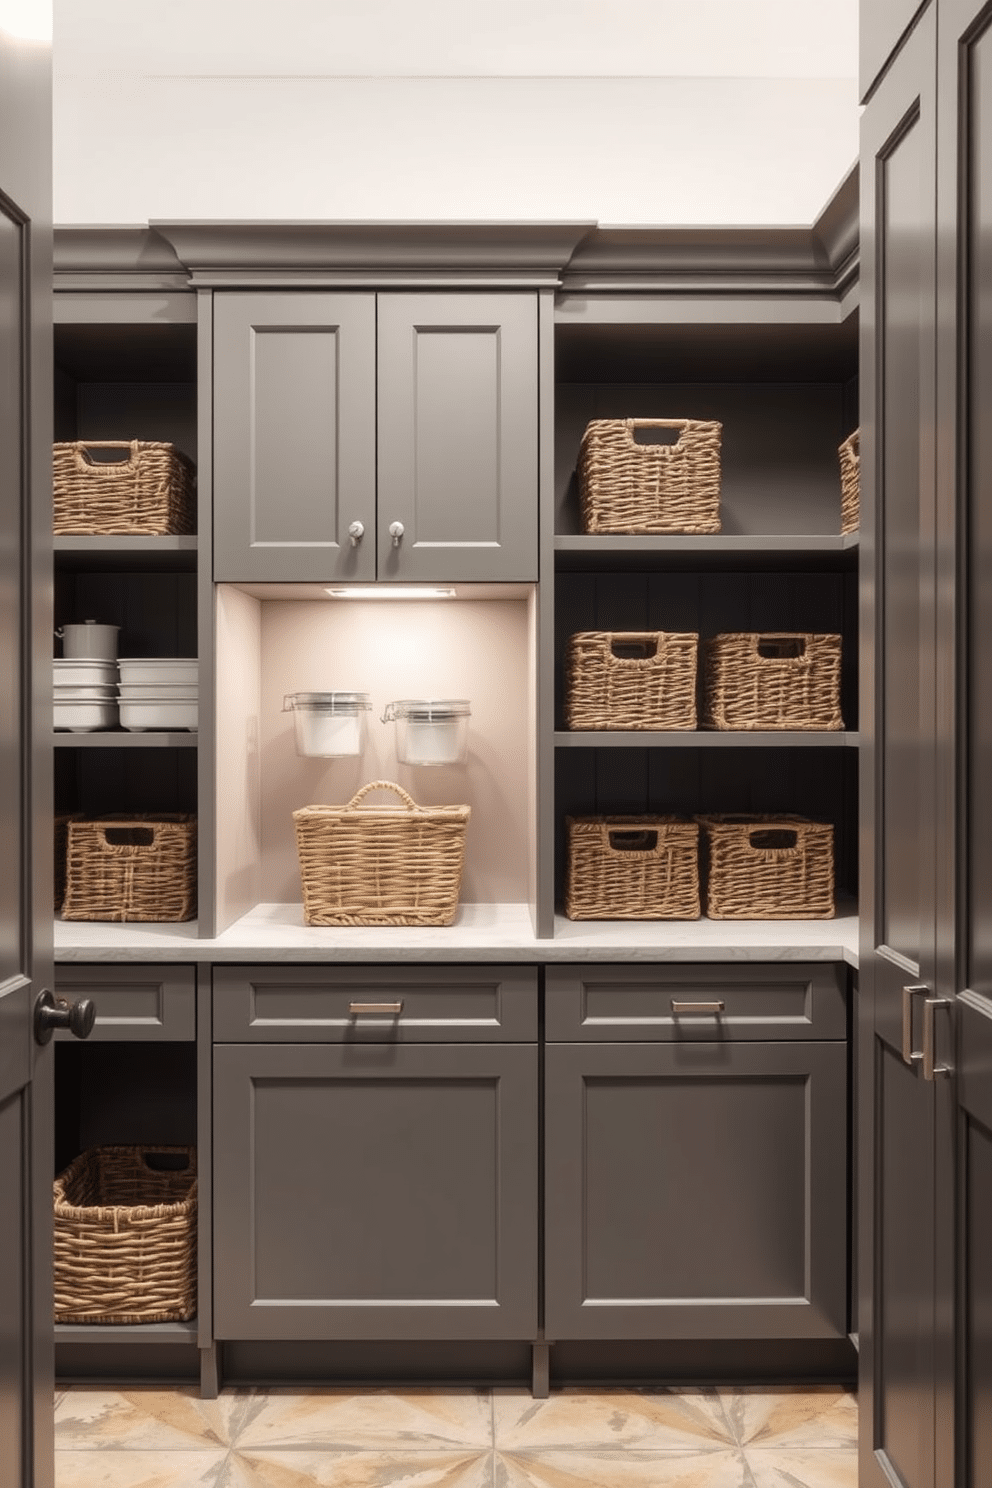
xmin=544 ymin=964 xmax=849 ymax=1344
xmin=211 ymin=965 xmax=538 ymax=1341
xmin=213 ymin=291 xmax=538 ymax=584
xmin=53 ymin=964 xmax=195 ymax=1041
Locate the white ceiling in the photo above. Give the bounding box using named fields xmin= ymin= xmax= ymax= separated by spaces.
xmin=53 ymin=0 xmax=859 ymax=80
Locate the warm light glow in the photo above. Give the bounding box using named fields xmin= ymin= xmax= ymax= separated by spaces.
xmin=325 ymin=587 xmax=456 ymax=600
xmin=0 ymin=0 xmax=52 ymax=41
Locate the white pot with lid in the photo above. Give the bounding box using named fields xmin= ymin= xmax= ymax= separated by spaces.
xmin=382 ymin=699 xmax=470 ymax=765
xmin=56 ymin=619 xmax=120 ymax=659
xmin=283 ymin=692 xmax=371 ymax=757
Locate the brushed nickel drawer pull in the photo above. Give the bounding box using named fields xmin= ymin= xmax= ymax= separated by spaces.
xmin=671 ymin=999 xmax=725 ymax=1015
xmin=348 ymin=1001 xmax=404 ymax=1016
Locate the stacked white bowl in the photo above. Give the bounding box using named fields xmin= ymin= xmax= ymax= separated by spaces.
xmin=54 ymin=656 xmax=119 ymax=731
xmin=117 ymin=659 xmax=198 ymax=731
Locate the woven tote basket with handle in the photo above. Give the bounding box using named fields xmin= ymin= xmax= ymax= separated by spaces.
xmin=566 ymin=816 xmax=701 ymax=920
xmin=838 ymin=429 xmax=860 ymax=535
xmin=577 ymin=417 xmax=722 ymax=534
xmin=294 ymin=780 xmax=470 ymax=927
xmin=565 ymin=631 xmax=698 ymax=731
xmin=60 ymin=815 xmax=197 ymax=923
xmin=698 ymin=814 xmax=835 ymax=920
xmin=701 ymin=632 xmax=843 ymax=731
xmin=53 ymin=440 xmax=196 ymax=536
xmin=53 ymin=1145 xmax=197 ymax=1324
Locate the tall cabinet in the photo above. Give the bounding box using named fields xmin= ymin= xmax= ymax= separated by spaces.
xmin=859 ymin=1 xmax=992 ymax=1484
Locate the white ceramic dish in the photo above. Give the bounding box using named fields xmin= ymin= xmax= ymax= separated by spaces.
xmin=119 ymin=698 xmax=198 ymax=731
xmin=56 ymin=621 xmax=120 ymax=659
xmin=54 ymin=699 xmax=118 ymax=731
xmin=53 ymin=660 xmax=118 ymax=687
xmin=117 ymin=682 xmax=199 ymax=701
xmin=54 ymin=683 xmax=118 ymax=702
xmin=117 ymin=658 xmax=198 ymax=685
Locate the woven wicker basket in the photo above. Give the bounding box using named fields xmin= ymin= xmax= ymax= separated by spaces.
xmin=577 ymin=418 xmax=722 ymax=534
xmin=565 ymin=631 xmax=698 ymax=731
xmin=53 ymin=812 xmax=80 ymax=913
xmin=702 ymin=632 xmax=843 ymax=731
xmin=53 ymin=1145 xmax=197 ymax=1324
xmin=60 ymin=815 xmax=197 ymax=923
xmin=565 ymin=816 xmax=701 ymax=920
xmin=838 ymin=430 xmax=859 ymax=535
xmin=53 ymin=441 xmax=196 ymax=536
xmin=294 ymin=780 xmax=470 ymax=927
xmin=698 ymin=814 xmax=835 ymax=920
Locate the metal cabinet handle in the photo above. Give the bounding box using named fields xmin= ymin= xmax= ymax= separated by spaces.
xmin=389 ymin=521 xmax=404 ymax=547
xmin=348 ymin=520 xmax=364 ymax=546
xmin=348 ymin=1001 xmax=404 ymax=1016
xmin=902 ymin=984 xmax=929 ymax=1064
xmin=923 ymin=997 xmax=953 ymax=1081
xmin=34 ymin=989 xmax=96 ymax=1045
xmin=671 ymin=1000 xmax=726 ymax=1015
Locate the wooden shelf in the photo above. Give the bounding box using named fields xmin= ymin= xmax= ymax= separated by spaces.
xmin=555 ymin=730 xmax=859 ymax=748
xmin=554 ymin=533 xmax=858 ymax=572
xmin=55 ymin=1321 xmax=198 ymax=1346
xmin=54 ymin=536 xmax=198 ymax=572
xmin=53 ymin=731 xmax=198 ymax=748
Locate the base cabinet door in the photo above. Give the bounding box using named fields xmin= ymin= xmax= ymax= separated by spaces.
xmin=544 ymin=1040 xmax=848 ymax=1341
xmin=212 ymin=1041 xmax=537 ymax=1340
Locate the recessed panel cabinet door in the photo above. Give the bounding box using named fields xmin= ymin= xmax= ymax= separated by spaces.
xmin=212 ymin=1042 xmax=537 ymax=1340
xmin=213 ymin=293 xmax=377 ymax=582
xmin=377 ymin=294 xmax=538 ymax=582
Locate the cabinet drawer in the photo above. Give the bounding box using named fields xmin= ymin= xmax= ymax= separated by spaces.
xmin=546 ymin=963 xmax=847 ymax=1042
xmin=212 ymin=965 xmax=538 ymax=1043
xmin=53 ymin=965 xmax=196 ymax=1041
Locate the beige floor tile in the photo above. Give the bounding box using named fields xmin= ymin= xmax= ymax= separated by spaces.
xmin=221 ymin=1448 xmax=494 ymax=1487
xmin=493 ymin=1388 xmax=735 ymax=1452
xmin=494 ymin=1448 xmax=750 ymax=1487
xmin=744 ymin=1446 xmax=858 ymax=1488
xmin=717 ymin=1388 xmax=858 ymax=1450
xmin=54 ymin=1449 xmax=228 ymax=1487
xmin=232 ymin=1388 xmax=494 ymax=1451
xmin=55 ymin=1388 xmax=238 ymax=1451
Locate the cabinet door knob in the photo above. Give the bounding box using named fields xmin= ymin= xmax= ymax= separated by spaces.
xmin=34 ymin=989 xmax=96 ymax=1046
xmin=348 ymin=521 xmax=364 ymax=546
xmin=389 ymin=521 xmax=405 ymax=547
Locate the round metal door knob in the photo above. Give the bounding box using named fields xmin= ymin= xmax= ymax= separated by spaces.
xmin=389 ymin=521 xmax=405 ymax=546
xmin=348 ymin=520 xmax=364 ymax=546
xmin=33 ymin=989 xmax=96 ymax=1045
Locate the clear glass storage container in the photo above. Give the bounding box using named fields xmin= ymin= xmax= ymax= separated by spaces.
xmin=283 ymin=692 xmax=371 ymax=757
xmin=382 ymin=699 xmax=470 ymax=766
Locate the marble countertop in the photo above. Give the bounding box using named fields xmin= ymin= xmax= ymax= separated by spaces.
xmin=54 ymin=901 xmax=860 ymax=967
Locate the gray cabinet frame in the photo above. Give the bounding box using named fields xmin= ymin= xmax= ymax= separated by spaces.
xmin=54 ymin=964 xmax=196 ymax=1042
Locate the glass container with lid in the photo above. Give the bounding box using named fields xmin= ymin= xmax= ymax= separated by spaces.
xmin=283 ymin=692 xmax=371 ymax=757
xmin=382 ymin=699 xmax=470 ymax=766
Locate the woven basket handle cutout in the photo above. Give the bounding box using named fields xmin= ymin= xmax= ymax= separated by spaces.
xmin=607 ymin=829 xmax=659 ymax=852
xmin=346 ymin=779 xmax=419 ymax=811
xmin=748 ymin=828 xmax=799 ymax=852
xmin=73 ymin=441 xmax=139 ymax=470
xmin=101 ymin=826 xmax=157 ymax=850
xmin=627 ymin=418 xmax=687 ymax=449
xmin=609 ymin=636 xmax=658 ymax=661
xmin=756 ymin=636 xmax=807 ymax=660
xmin=142 ymin=1151 xmax=191 ymax=1172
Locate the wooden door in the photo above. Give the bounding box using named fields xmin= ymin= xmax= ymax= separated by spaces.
xmin=377 ymin=293 xmax=538 ymax=582
xmin=212 ymin=292 xmax=377 ymax=582
xmin=858 ymin=8 xmax=954 ymax=1487
xmin=0 ymin=19 xmax=54 ymax=1488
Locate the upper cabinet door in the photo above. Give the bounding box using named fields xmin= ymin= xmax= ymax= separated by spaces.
xmin=213 ymin=292 xmax=377 ymax=582
xmin=376 ymin=293 xmax=538 ymax=582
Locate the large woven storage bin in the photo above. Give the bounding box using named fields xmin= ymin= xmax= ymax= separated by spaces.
xmin=294 ymin=780 xmax=470 ymax=927
xmin=60 ymin=815 xmax=197 ymax=922
xmin=566 ymin=816 xmax=701 ymax=920
xmin=577 ymin=417 xmax=722 ymax=534
xmin=53 ymin=1145 xmax=197 ymax=1324
xmin=698 ymin=815 xmax=835 ymax=920
xmin=838 ymin=429 xmax=859 ymax=535
xmin=53 ymin=812 xmax=80 ymax=913
xmin=702 ymin=632 xmax=843 ymax=731
xmin=53 ymin=441 xmax=196 ymax=536
xmin=565 ymin=631 xmax=698 ymax=731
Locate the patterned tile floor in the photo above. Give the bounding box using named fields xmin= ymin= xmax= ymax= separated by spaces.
xmin=54 ymin=1383 xmax=859 ymax=1486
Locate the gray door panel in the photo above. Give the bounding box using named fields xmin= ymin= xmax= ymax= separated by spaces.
xmin=213 ymin=1041 xmax=537 ymax=1340
xmin=545 ymin=1040 xmax=847 ymax=1342
xmin=213 ymin=292 xmax=377 ymax=582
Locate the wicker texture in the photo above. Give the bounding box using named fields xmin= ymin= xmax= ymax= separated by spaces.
xmin=838 ymin=429 xmax=860 ymax=535
xmin=699 ymin=814 xmax=835 ymax=920
xmin=578 ymin=418 xmax=722 ymax=534
xmin=566 ymin=816 xmax=701 ymax=921
xmin=54 ymin=812 xmax=80 ymax=913
xmin=702 ymin=632 xmax=843 ymax=731
xmin=565 ymin=631 xmax=698 ymax=731
xmin=53 ymin=441 xmax=196 ymax=536
xmin=53 ymin=1146 xmax=197 ymax=1324
xmin=294 ymin=780 xmax=470 ymax=927
xmin=61 ymin=816 xmax=197 ymax=923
